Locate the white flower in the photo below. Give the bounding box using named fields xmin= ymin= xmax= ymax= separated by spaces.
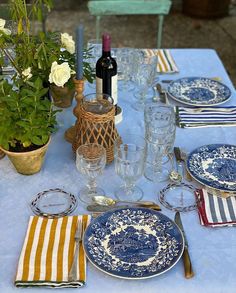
xmin=49 ymin=61 xmax=71 ymax=87
xmin=22 ymin=67 xmax=32 ymax=80
xmin=61 ymin=33 xmax=75 ymax=54
xmin=0 ymin=18 xmax=6 ymax=28
xmin=0 ymin=18 xmax=11 ymax=35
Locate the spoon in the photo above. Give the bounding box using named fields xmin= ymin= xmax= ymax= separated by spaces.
xmin=168 ymin=153 xmax=182 ymax=183
xmin=92 ymin=195 xmax=156 ymax=207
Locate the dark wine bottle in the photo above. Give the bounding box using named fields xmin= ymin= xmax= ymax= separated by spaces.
xmin=96 ymin=33 xmax=118 ymax=114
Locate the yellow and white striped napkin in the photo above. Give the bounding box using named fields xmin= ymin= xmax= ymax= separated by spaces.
xmin=144 ymin=49 xmax=179 ymax=73
xmin=15 ymin=215 xmax=91 ymax=288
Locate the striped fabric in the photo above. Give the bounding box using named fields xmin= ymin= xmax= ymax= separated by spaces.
xmin=15 ymin=215 xmax=91 ymax=288
xmin=176 ymin=106 xmax=236 ymax=128
xmin=144 ymin=49 xmax=179 ymax=73
xmin=196 ymin=189 xmax=236 ymax=227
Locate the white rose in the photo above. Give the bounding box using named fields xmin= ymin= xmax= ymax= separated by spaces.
xmin=49 ymin=61 xmax=71 ymax=87
xmin=0 ymin=18 xmax=11 ymax=35
xmin=0 ymin=18 xmax=6 ymax=28
xmin=61 ymin=33 xmax=75 ymax=54
xmin=22 ymin=67 xmax=32 ymax=80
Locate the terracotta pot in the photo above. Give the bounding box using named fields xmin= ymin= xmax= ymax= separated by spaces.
xmin=0 ymin=149 xmax=5 ymax=159
xmin=50 ymin=84 xmax=75 ymax=108
xmin=0 ymin=138 xmax=51 ymax=175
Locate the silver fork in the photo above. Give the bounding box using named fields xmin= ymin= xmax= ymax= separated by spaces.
xmin=68 ymin=219 xmax=83 ymax=281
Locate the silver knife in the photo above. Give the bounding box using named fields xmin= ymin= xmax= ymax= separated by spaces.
xmin=87 ymin=204 xmax=161 ymax=213
xmin=174 ymin=211 xmax=194 ymax=279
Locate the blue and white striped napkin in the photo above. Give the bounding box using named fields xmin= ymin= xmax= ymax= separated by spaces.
xmin=196 ymin=189 xmax=236 ymax=227
xmin=176 ymin=106 xmax=236 ymax=128
xmin=144 ymin=49 xmax=179 ymax=73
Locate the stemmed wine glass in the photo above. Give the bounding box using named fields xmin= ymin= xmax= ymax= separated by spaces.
xmin=132 ymin=54 xmax=158 ymax=111
xmin=114 ymin=134 xmax=146 ymax=201
xmin=76 ymin=143 xmax=106 ymax=204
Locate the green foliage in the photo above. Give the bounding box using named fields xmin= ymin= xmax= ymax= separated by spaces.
xmin=0 ymin=0 xmax=94 ymax=151
xmin=0 ymin=76 xmax=58 ymax=150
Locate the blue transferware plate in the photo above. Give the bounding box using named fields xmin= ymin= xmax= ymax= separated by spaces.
xmin=167 ymin=77 xmax=231 ymax=106
xmin=187 ymin=144 xmax=236 ymax=192
xmin=83 ymin=207 xmax=184 ymax=279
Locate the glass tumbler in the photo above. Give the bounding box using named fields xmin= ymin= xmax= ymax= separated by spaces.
xmin=114 ymin=134 xmax=146 ymax=201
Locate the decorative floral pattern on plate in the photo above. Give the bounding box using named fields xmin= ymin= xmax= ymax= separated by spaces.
xmin=167 ymin=77 xmax=231 ymax=106
xmin=83 ymin=207 xmax=184 ymax=279
xmin=187 ymin=144 xmax=236 ymax=192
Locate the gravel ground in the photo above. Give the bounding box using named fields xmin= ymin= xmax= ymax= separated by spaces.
xmin=45 ymin=2 xmax=236 ymax=86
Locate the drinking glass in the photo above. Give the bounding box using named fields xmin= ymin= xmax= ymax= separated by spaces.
xmin=76 ymin=143 xmax=106 ymax=204
xmin=132 ymin=54 xmax=158 ymax=111
xmin=114 ymin=134 xmax=146 ymax=201
xmin=86 ymin=39 xmax=102 ymax=89
xmin=144 ymin=104 xmax=176 ymax=182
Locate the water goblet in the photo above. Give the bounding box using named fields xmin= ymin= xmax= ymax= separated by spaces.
xmin=132 ymin=54 xmax=158 ymax=111
xmin=76 ymin=143 xmax=106 ymax=204
xmin=114 ymin=134 xmax=146 ymax=201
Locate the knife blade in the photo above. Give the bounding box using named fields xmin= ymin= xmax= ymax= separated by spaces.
xmin=175 ymin=211 xmax=194 ymax=279
xmin=87 ymin=204 xmax=161 ymax=213
xmin=174 ymin=147 xmax=192 ymax=181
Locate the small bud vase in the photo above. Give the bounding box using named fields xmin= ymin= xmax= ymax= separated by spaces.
xmin=50 ymin=84 xmax=75 ymax=108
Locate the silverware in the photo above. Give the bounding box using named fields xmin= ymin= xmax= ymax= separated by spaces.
xmin=162 ymin=77 xmax=222 ymax=83
xmin=87 ymin=204 xmax=161 ymax=213
xmin=175 ymin=212 xmax=194 ymax=279
xmin=180 ymin=107 xmax=234 ymax=114
xmin=174 ymin=147 xmax=192 ymax=182
xmin=68 ymin=219 xmax=83 ymax=281
xmin=156 ymin=83 xmax=167 ymax=104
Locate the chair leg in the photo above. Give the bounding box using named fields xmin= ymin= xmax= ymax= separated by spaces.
xmin=96 ymin=16 xmax=101 ymax=41
xmin=157 ymin=15 xmax=164 ymax=48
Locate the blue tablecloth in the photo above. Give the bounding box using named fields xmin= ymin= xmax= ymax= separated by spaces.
xmin=0 ymin=49 xmax=236 ymax=293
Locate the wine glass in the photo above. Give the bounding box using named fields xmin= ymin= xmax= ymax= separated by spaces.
xmin=132 ymin=54 xmax=158 ymax=111
xmin=114 ymin=134 xmax=146 ymax=201
xmin=76 ymin=143 xmax=106 ymax=204
xmin=86 ymin=39 xmax=102 ymax=90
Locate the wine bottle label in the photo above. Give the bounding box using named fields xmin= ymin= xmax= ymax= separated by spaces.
xmin=96 ymin=75 xmax=118 ymax=106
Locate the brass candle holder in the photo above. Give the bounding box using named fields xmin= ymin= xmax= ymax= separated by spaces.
xmin=64 ymin=78 xmax=85 ymax=143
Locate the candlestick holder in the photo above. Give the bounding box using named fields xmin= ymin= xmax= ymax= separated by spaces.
xmin=64 ymin=78 xmax=85 ymax=143
xmin=72 ymin=92 xmax=120 ymax=164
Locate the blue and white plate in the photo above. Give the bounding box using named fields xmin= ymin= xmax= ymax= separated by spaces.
xmin=187 ymin=144 xmax=236 ymax=192
xmin=83 ymin=207 xmax=184 ymax=279
xmin=167 ymin=77 xmax=231 ymax=106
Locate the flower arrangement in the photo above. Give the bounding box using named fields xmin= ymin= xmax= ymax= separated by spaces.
xmin=0 ymin=0 xmax=93 ymax=151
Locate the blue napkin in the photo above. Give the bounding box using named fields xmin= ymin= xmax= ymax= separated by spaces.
xmin=176 ymin=106 xmax=236 ymax=128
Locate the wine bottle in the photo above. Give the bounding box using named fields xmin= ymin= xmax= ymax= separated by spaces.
xmin=96 ymin=33 xmax=118 ymax=114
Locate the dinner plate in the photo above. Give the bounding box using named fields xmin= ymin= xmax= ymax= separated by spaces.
xmin=83 ymin=207 xmax=184 ymax=279
xmin=30 ymin=188 xmax=78 ymax=218
xmin=187 ymin=144 xmax=236 ymax=192
xmin=167 ymin=77 xmax=231 ymax=106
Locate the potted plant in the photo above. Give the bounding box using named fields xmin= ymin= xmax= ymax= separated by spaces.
xmin=0 ymin=0 xmax=93 ymax=174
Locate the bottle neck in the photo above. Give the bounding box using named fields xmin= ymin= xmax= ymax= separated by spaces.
xmin=102 ymin=50 xmax=111 ymax=57
xmin=102 ymin=33 xmax=111 ymax=56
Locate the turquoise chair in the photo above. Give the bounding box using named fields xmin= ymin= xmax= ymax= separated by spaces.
xmin=87 ymin=0 xmax=172 ymax=48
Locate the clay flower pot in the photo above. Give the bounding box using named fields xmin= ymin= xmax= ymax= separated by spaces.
xmin=0 ymin=138 xmax=51 ymax=175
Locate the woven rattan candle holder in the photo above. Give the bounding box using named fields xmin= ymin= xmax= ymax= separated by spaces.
xmin=72 ymin=93 xmax=119 ymax=164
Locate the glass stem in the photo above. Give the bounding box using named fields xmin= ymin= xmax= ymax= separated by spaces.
xmin=124 ymin=181 xmax=135 ymax=195
xmin=87 ymin=178 xmax=97 ymax=194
